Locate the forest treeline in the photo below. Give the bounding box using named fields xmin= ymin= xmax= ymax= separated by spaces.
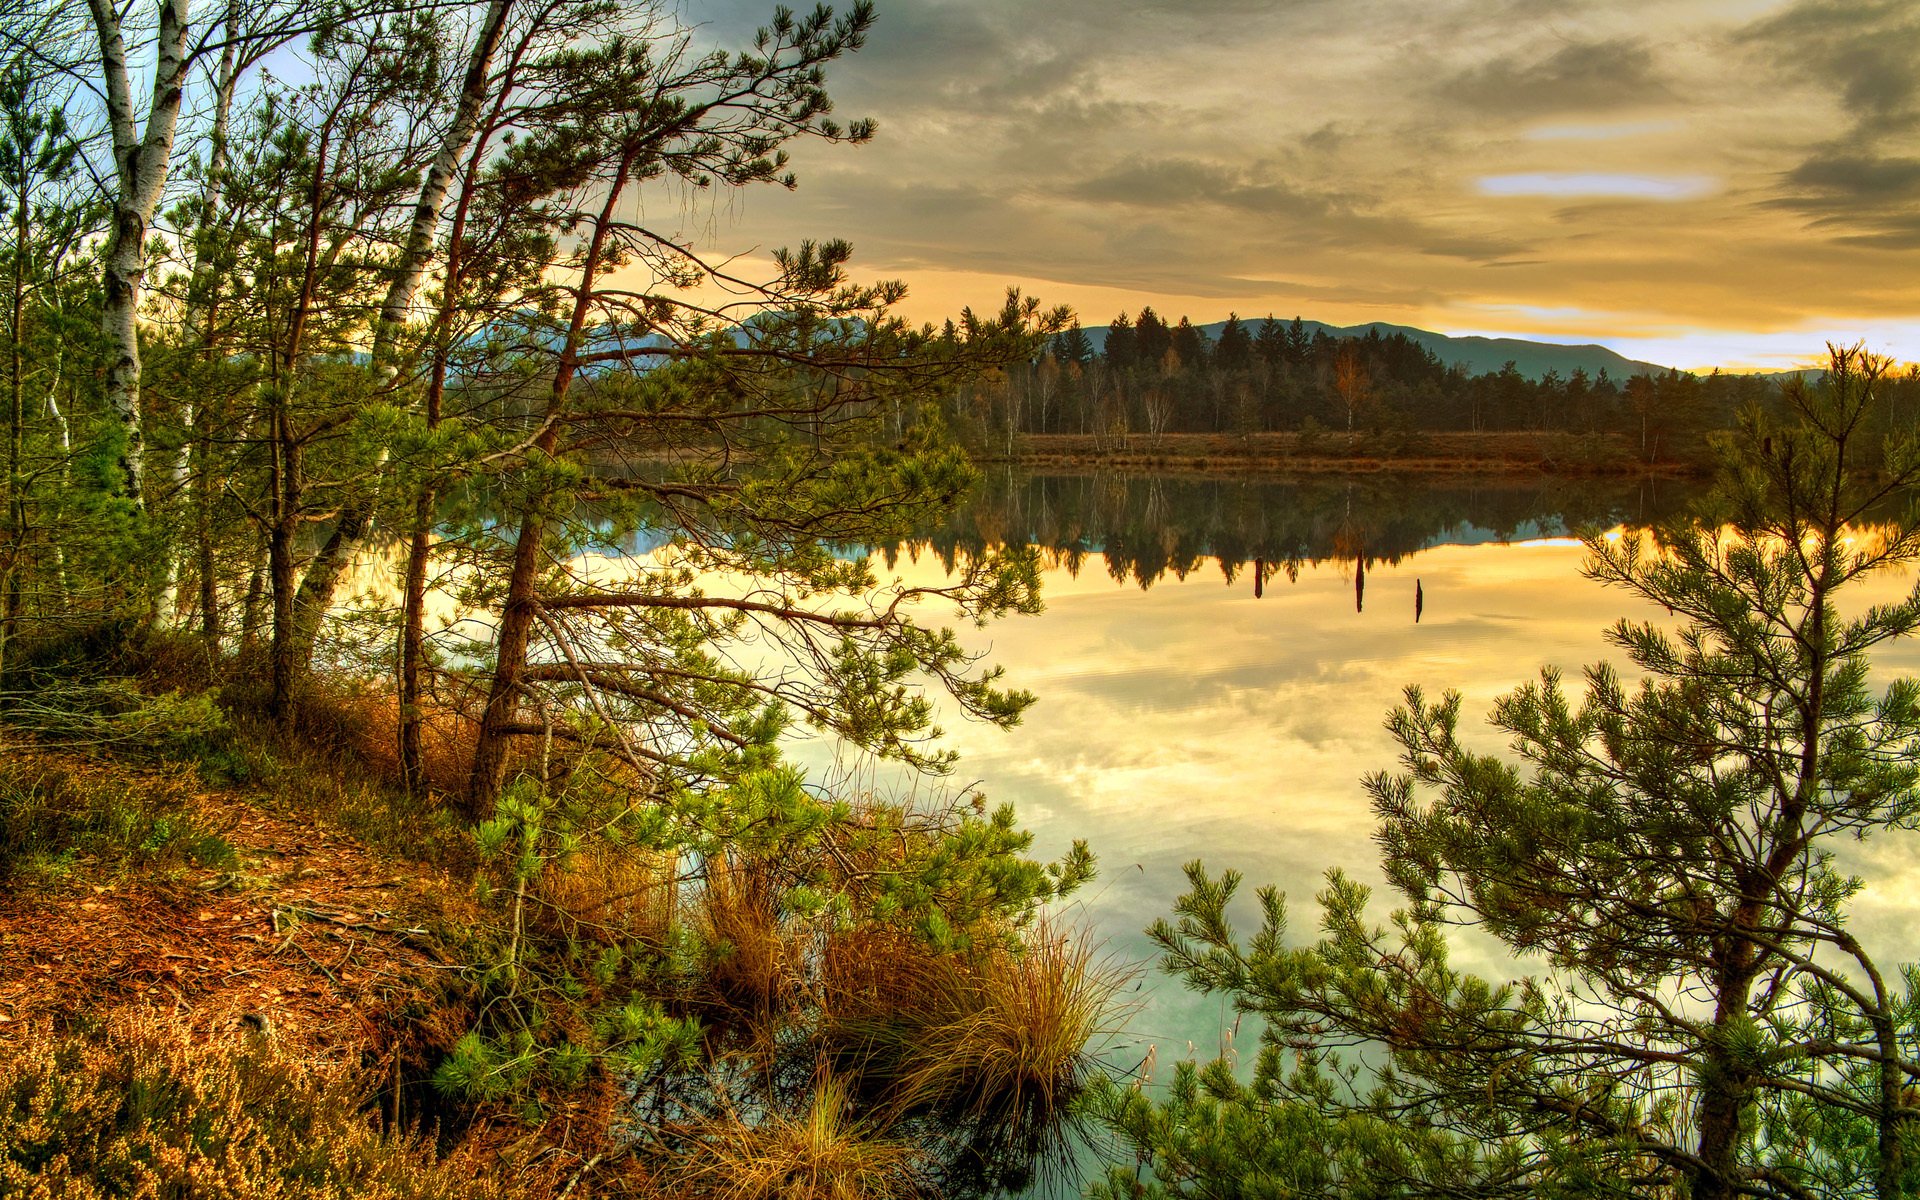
xmin=932 ymin=307 xmax=1920 ymax=463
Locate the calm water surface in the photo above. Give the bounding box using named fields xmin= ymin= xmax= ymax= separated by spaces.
xmin=791 ymin=473 xmax=1920 ymax=1078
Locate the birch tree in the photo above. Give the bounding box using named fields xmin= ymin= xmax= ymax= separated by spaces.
xmin=84 ymin=0 xmax=191 ymax=508
xmin=281 ymin=0 xmax=515 ymax=660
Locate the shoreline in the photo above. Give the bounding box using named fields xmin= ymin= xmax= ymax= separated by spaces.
xmin=976 ymin=431 xmax=1703 ymax=480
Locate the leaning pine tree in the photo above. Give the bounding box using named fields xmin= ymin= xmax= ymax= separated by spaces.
xmin=1091 ymin=345 xmax=1920 ymax=1200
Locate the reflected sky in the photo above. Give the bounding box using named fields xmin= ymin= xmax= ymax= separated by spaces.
xmin=355 ymin=478 xmax=1920 ymax=1071
xmin=789 ymin=533 xmax=1920 ymax=1065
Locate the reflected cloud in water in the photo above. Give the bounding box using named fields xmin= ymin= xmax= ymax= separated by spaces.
xmin=797 ymin=475 xmax=1920 ymax=1052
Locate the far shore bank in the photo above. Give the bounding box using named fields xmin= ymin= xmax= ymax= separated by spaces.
xmin=977 ymin=431 xmax=1702 ymax=479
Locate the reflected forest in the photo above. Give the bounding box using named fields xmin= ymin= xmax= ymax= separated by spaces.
xmin=889 ymin=470 xmax=1693 ymax=596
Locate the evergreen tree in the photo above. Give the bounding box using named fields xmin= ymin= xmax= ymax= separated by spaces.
xmin=1104 ymin=311 xmax=1136 ymax=373
xmin=1134 ymin=306 xmax=1171 ymax=368
xmin=1215 ymin=313 xmax=1252 ymax=374
xmin=1285 ymin=316 xmax=1311 ymax=365
xmin=1052 ymin=321 xmax=1094 ymax=367
xmin=1170 ymin=315 xmax=1209 ymax=372
xmin=1254 ymin=314 xmax=1287 ymax=367
xmin=1091 ymin=347 xmax=1920 ymax=1200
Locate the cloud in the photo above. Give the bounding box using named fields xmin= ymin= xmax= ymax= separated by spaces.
xmin=669 ymin=0 xmax=1920 ymax=346
xmin=1768 ymin=152 xmax=1920 ymax=246
xmin=1063 ymin=157 xmax=1348 ymax=220
xmin=1477 ymin=172 xmax=1717 ymax=200
xmin=1441 ymin=38 xmax=1671 ymax=116
xmin=1740 ymin=0 xmax=1920 ymax=138
xmin=1786 ymin=153 xmax=1920 ymax=202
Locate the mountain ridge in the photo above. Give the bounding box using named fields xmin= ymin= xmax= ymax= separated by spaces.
xmin=1075 ymin=317 xmax=1679 ymax=381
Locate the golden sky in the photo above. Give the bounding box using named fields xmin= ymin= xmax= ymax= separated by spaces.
xmin=677 ymin=0 xmax=1920 ymax=372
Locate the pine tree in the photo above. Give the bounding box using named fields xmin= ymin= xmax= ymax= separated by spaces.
xmin=1092 ymin=346 xmax=1920 ymax=1200
xmin=1104 ymin=311 xmax=1137 ymax=373
xmin=1215 ymin=313 xmax=1252 ymax=374
xmin=1052 ymin=321 xmax=1094 ymax=367
xmin=1134 ymin=306 xmax=1171 ymax=369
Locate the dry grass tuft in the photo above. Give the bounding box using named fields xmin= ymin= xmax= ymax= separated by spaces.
xmin=669 ymin=1076 xmax=925 ymax=1200
xmin=821 ymin=921 xmax=1121 ymax=1181
xmin=536 ymin=841 xmax=676 ymax=948
xmin=691 ymin=857 xmax=800 ymax=1027
xmin=895 ymin=926 xmax=1114 ymax=1127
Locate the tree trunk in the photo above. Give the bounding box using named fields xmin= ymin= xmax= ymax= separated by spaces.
xmin=465 ymin=502 xmax=547 ymax=810
xmin=467 ymin=142 xmax=638 ymax=814
xmin=1 ymin=160 xmax=25 ymax=684
xmin=87 ymin=0 xmax=192 ymax=510
xmin=1690 ymin=997 xmax=1755 ymax=1200
xmin=285 ymin=0 xmax=515 ymax=664
xmin=266 ymin=388 xmax=301 ymax=721
xmin=396 ymin=489 xmax=436 ymax=797
xmin=238 ymin=541 xmax=266 ymax=657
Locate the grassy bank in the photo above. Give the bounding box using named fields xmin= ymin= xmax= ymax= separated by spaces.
xmin=0 ymin=643 xmax=1117 ymax=1199
xmin=988 ymin=430 xmax=1702 ymax=477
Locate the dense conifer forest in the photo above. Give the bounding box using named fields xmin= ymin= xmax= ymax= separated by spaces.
xmin=932 ymin=310 xmax=1920 ymax=470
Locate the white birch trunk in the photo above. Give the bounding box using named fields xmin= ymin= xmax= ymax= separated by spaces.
xmin=88 ymin=0 xmax=192 ymax=511
xmin=288 ymin=0 xmax=514 ymax=649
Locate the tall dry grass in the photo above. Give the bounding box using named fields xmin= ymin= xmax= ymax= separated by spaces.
xmin=819 ymin=920 xmax=1121 ymax=1181
xmin=666 ymin=1076 xmax=925 ymax=1200
xmin=536 ymin=841 xmax=677 ymax=948
xmin=690 ymin=856 xmax=802 ymax=1028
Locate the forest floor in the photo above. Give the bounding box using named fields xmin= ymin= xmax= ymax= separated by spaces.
xmin=0 ymin=741 xmax=474 ymax=1072
xmin=987 ymin=431 xmax=1701 ymax=477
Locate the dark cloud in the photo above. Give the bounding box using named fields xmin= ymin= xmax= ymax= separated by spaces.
xmin=1737 ymin=3 xmax=1920 ymax=247
xmin=1440 ymin=38 xmax=1670 ymax=116
xmin=1787 ymin=153 xmax=1920 ymax=202
xmin=1739 ymin=0 xmax=1920 ymax=138
xmin=1769 ymin=151 xmax=1920 ymax=247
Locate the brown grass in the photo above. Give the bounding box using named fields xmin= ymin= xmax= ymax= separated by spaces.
xmin=264 ymin=677 xmax=484 ymax=799
xmin=894 ymin=928 xmax=1115 ymax=1126
xmin=0 ymin=1010 xmax=522 ymax=1199
xmin=819 ymin=921 xmax=1121 ymax=1175
xmin=667 ymin=1076 xmax=925 ymax=1200
xmin=690 ymin=857 xmax=801 ymax=1028
xmin=536 ymin=841 xmax=677 ymax=948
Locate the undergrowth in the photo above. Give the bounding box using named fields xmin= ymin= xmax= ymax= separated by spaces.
xmin=0 ymin=634 xmax=1122 ymax=1198
xmin=0 ymin=756 xmax=235 ymax=887
xmin=0 ymin=1011 xmax=524 ymax=1199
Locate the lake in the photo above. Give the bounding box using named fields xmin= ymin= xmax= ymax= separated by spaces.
xmin=787 ymin=470 xmax=1920 ymax=1090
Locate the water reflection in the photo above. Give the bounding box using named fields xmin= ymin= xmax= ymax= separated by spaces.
xmin=879 ymin=470 xmax=1694 ymax=601
xmin=796 ymin=474 xmax=1920 ymax=1088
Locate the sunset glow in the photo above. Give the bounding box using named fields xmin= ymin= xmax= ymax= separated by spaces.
xmin=681 ymin=0 xmax=1920 ymax=371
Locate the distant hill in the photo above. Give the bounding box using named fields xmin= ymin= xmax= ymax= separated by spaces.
xmin=1077 ymin=318 xmax=1677 ymax=382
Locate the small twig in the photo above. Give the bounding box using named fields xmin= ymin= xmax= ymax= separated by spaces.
xmin=292 ymin=940 xmax=339 ymax=987
xmin=555 ymin=1152 xmax=607 ymax=1200
xmin=273 ymin=904 xmax=425 ymax=936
